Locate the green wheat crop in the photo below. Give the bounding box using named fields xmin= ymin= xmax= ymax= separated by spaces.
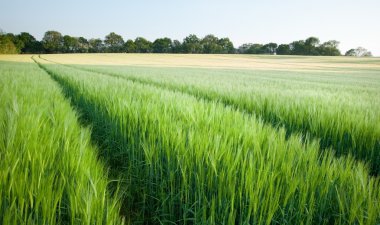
xmin=60 ymin=62 xmax=380 ymax=174
xmin=35 ymin=58 xmax=380 ymax=225
xmin=0 ymin=61 xmax=124 ymax=225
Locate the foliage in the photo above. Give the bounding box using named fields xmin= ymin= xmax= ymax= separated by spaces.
xmin=171 ymin=40 xmax=182 ymax=53
xmin=17 ymin=32 xmax=43 ymax=53
xmin=345 ymin=47 xmax=373 ymax=57
xmin=152 ymin=37 xmax=172 ymax=53
xmin=262 ymin=42 xmax=278 ymax=54
xmin=89 ymin=38 xmax=104 ymax=53
xmin=104 ymin=32 xmax=124 ymax=53
xmin=134 ymin=37 xmax=152 ymax=53
xmin=0 ymin=30 xmax=373 ymax=56
xmin=0 ymin=35 xmax=18 ymax=54
xmin=182 ymin=34 xmax=202 ymax=53
xmin=276 ymin=44 xmax=291 ymax=55
xmin=42 ymin=31 xmax=64 ymax=53
xmin=124 ymin=39 xmax=136 ymax=53
xmin=218 ymin=38 xmax=235 ymax=53
xmin=63 ymin=35 xmax=79 ymax=53
xmin=201 ymin=34 xmax=223 ymax=53
xmin=318 ymin=40 xmax=341 ymax=56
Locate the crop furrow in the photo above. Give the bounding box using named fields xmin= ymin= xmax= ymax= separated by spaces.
xmin=39 ymin=56 xmax=380 ymax=175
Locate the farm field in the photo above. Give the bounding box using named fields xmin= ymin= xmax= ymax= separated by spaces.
xmin=1 ymin=54 xmax=380 ymax=224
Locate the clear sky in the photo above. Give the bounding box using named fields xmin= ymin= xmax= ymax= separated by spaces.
xmin=1 ymin=0 xmax=379 ymax=55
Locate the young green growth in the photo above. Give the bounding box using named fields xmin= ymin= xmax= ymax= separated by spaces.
xmin=36 ymin=59 xmax=380 ymax=225
xmin=0 ymin=61 xmax=124 ymax=225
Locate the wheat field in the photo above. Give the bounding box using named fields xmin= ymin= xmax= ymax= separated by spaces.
xmin=1 ymin=54 xmax=379 ymax=224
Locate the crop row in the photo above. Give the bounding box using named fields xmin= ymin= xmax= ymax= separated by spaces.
xmin=60 ymin=62 xmax=380 ymax=174
xmin=36 ymin=58 xmax=380 ymax=225
xmin=0 ymin=61 xmax=123 ymax=225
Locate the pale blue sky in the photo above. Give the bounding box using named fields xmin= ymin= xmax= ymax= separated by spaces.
xmin=1 ymin=0 xmax=379 ymax=55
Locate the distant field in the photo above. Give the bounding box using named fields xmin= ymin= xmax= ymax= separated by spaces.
xmin=34 ymin=53 xmax=380 ymax=71
xmin=1 ymin=54 xmax=380 ymax=224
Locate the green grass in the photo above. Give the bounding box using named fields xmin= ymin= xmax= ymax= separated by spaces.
xmin=58 ymin=62 xmax=380 ymax=174
xmin=0 ymin=61 xmax=124 ymax=225
xmin=35 ymin=57 xmax=380 ymax=225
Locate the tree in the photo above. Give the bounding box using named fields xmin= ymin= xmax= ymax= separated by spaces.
xmin=355 ymin=47 xmax=372 ymax=57
xmin=171 ymin=40 xmax=182 ymax=53
xmin=305 ymin=37 xmax=320 ymax=46
xmin=134 ymin=37 xmax=152 ymax=53
xmin=345 ymin=47 xmax=372 ymax=57
xmin=182 ymin=34 xmax=202 ymax=53
xmin=124 ymin=39 xmax=136 ymax=53
xmin=304 ymin=37 xmax=320 ymax=55
xmin=152 ymin=37 xmax=172 ymax=53
xmin=104 ymin=32 xmax=124 ymax=53
xmin=63 ymin=35 xmax=79 ymax=53
xmin=77 ymin=37 xmax=89 ymax=53
xmin=1 ymin=30 xmax=357 ymax=56
xmin=218 ymin=38 xmax=235 ymax=53
xmin=277 ymin=44 xmax=291 ymax=55
xmin=29 ymin=41 xmax=44 ymax=54
xmin=89 ymin=38 xmax=104 ymax=53
xmin=0 ymin=35 xmax=18 ymax=54
xmin=345 ymin=49 xmax=356 ymax=56
xmin=4 ymin=33 xmax=24 ymax=53
xmin=238 ymin=43 xmax=252 ymax=54
xmin=361 ymin=51 xmax=372 ymax=57
xmin=289 ymin=40 xmax=306 ymax=55
xmin=201 ymin=34 xmax=222 ymax=53
xmin=17 ymin=32 xmax=43 ymax=53
xmin=43 ymin=31 xmax=63 ymax=53
xmin=246 ymin=44 xmax=264 ymax=54
xmin=262 ymin=43 xmax=278 ymax=54
xmin=318 ymin=40 xmax=341 ymax=56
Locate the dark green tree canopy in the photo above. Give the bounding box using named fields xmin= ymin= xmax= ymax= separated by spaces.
xmin=62 ymin=36 xmax=89 ymax=53
xmin=63 ymin=35 xmax=79 ymax=53
xmin=247 ymin=44 xmax=264 ymax=54
xmin=134 ymin=37 xmax=152 ymax=53
xmin=152 ymin=38 xmax=172 ymax=53
xmin=124 ymin=39 xmax=136 ymax=53
xmin=318 ymin=40 xmax=341 ymax=56
xmin=89 ymin=38 xmax=104 ymax=53
xmin=201 ymin=34 xmax=222 ymax=54
xmin=77 ymin=37 xmax=89 ymax=53
xmin=238 ymin=43 xmax=253 ymax=54
xmin=171 ymin=40 xmax=182 ymax=53
xmin=289 ymin=40 xmax=306 ymax=55
xmin=17 ymin=32 xmax=43 ymax=53
xmin=345 ymin=47 xmax=372 ymax=57
xmin=236 ymin=37 xmax=343 ymax=56
xmin=182 ymin=34 xmax=202 ymax=53
xmin=218 ymin=38 xmax=235 ymax=54
xmin=262 ymin=43 xmax=278 ymax=54
xmin=42 ymin=31 xmax=63 ymax=53
xmin=304 ymin=37 xmax=320 ymax=55
xmin=104 ymin=32 xmax=124 ymax=53
xmin=0 ymin=30 xmax=372 ymax=56
xmin=276 ymin=44 xmax=291 ymax=55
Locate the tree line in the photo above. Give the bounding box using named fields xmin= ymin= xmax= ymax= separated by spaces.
xmin=0 ymin=30 xmax=372 ymax=56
